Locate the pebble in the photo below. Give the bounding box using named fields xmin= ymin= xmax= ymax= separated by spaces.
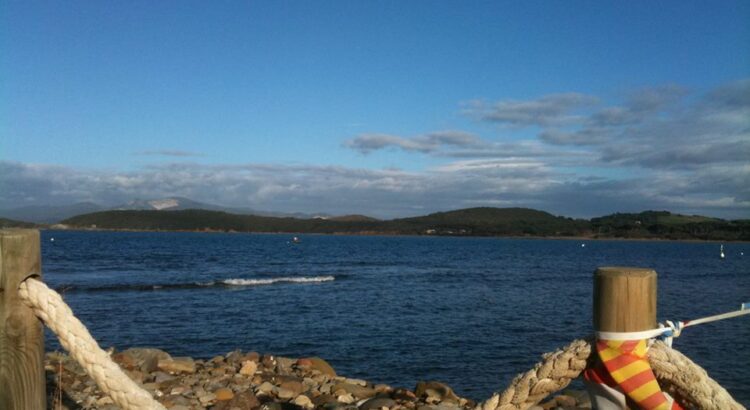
xmin=44 ymin=348 xmax=592 ymax=410
xmin=158 ymin=357 xmax=196 ymax=374
xmin=294 ymin=394 xmax=315 ymax=409
xmin=215 ymin=387 xmax=234 ymax=401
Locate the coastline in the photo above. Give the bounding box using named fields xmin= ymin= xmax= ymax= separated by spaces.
xmin=42 ymin=226 xmax=750 ymax=244
xmin=46 ymin=347 xmax=590 ymax=410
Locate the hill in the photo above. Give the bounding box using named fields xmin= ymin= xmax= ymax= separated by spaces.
xmin=385 ymin=207 xmax=588 ymax=236
xmin=0 ymin=202 xmax=103 ymax=224
xmin=58 ymin=207 xmax=749 ymax=240
xmin=591 ymin=211 xmax=750 ymax=241
xmin=0 ymin=217 xmax=38 ymax=229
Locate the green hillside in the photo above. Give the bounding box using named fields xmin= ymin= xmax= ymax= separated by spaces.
xmin=58 ymin=208 xmax=749 ymax=241
xmin=385 ymin=207 xmax=588 ymax=236
xmin=0 ymin=217 xmax=38 ymax=229
xmin=591 ymin=211 xmax=749 ymax=240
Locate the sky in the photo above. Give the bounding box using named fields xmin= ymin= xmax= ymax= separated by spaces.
xmin=2 ymin=1 xmax=749 ymax=219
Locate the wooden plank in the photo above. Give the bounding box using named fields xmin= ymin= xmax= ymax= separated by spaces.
xmin=593 ymin=266 xmax=657 ymax=332
xmin=0 ymin=229 xmax=46 ymax=409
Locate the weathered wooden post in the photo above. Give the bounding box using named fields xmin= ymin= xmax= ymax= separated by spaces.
xmin=594 ymin=266 xmax=657 ymax=332
xmin=0 ymin=229 xmax=46 ymax=409
xmin=589 ymin=266 xmax=657 ymax=409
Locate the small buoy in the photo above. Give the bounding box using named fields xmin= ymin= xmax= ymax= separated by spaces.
xmin=581 ymin=243 xmax=586 ymax=248
xmin=50 ymin=237 xmax=55 ymax=242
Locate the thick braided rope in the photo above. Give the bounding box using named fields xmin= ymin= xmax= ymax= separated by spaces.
xmin=477 ymin=339 xmax=745 ymax=410
xmin=477 ymin=339 xmax=592 ymax=410
xmin=649 ymin=341 xmax=744 ymax=410
xmin=18 ymin=278 xmax=166 ymax=410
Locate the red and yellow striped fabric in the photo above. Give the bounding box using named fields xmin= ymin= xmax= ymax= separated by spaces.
xmin=595 ymin=339 xmax=682 ymax=410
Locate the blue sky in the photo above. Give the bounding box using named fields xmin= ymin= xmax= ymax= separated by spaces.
xmin=2 ymin=1 xmax=749 ymax=218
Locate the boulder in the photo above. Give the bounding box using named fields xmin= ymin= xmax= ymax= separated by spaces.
xmin=305 ymin=357 xmax=337 ymax=377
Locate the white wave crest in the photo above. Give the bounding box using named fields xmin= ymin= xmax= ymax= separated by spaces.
xmin=221 ymin=276 xmax=335 ymax=286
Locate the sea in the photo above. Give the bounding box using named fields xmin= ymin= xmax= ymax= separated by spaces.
xmin=40 ymin=230 xmax=749 ymax=405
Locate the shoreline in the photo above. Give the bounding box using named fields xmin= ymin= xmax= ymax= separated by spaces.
xmin=46 ymin=347 xmax=590 ymax=410
xmin=41 ymin=226 xmax=750 ymax=244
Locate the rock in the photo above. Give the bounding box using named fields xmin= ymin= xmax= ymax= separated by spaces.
xmin=198 ymin=392 xmax=216 ymax=406
xmin=170 ymin=386 xmax=190 ymax=396
xmin=240 ymin=360 xmax=258 ymax=376
xmin=333 ymin=382 xmax=376 ymax=399
xmin=154 ymin=371 xmax=176 ymax=384
xmin=158 ymin=357 xmax=196 ymax=374
xmin=297 ymin=358 xmax=313 ymax=368
xmin=121 ymin=348 xmax=172 ymax=373
xmin=96 ymin=396 xmax=114 ymax=406
xmin=393 ymin=388 xmax=417 ymax=401
xmin=431 ymin=403 xmax=461 ymax=410
xmin=278 ymin=387 xmax=297 ymax=400
xmin=262 ymin=354 xmax=277 ymax=369
xmin=345 ymin=378 xmax=368 ymax=386
xmin=306 ymin=357 xmax=337 ymax=377
xmin=374 ymin=384 xmax=392 ymax=394
xmin=277 ymin=357 xmax=296 ymax=374
xmin=294 ymin=394 xmax=314 ymax=409
xmin=212 ymin=391 xmax=261 ymax=410
xmin=257 ymin=381 xmax=277 ymax=395
xmin=313 ymin=394 xmax=339 ymax=406
xmin=244 ymin=351 xmax=261 ymax=362
xmin=337 ymin=392 xmax=356 ymax=404
xmin=359 ymin=397 xmax=397 ymax=410
xmin=215 ymin=387 xmax=234 ymax=401
xmin=279 ymin=379 xmax=305 ymax=396
xmin=414 ymin=381 xmax=460 ymax=403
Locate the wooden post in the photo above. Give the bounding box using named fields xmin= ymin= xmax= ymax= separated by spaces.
xmin=0 ymin=229 xmax=46 ymax=409
xmin=593 ymin=266 xmax=657 ymax=333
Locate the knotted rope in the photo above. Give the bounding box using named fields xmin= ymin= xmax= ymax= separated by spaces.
xmin=477 ymin=339 xmax=745 ymax=410
xmin=18 ymin=278 xmax=165 ymax=410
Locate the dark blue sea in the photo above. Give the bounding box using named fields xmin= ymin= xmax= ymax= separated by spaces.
xmin=40 ymin=231 xmax=749 ymax=404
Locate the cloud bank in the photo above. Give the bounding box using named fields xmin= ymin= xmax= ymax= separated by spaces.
xmin=2 ymin=80 xmax=748 ymax=219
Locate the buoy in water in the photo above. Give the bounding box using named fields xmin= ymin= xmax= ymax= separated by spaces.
xmin=581 ymin=243 xmax=586 ymax=248
xmin=50 ymin=237 xmax=55 ymax=242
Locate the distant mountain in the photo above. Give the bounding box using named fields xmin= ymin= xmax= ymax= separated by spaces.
xmin=328 ymin=214 xmax=380 ymax=222
xmin=0 ymin=202 xmax=103 ymax=224
xmin=0 ymin=217 xmax=38 ymax=228
xmin=0 ymin=197 xmax=333 ymax=223
xmin=115 ymin=197 xmax=226 ymax=211
xmin=115 ymin=197 xmax=331 ymax=219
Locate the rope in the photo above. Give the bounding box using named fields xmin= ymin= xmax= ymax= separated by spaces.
xmin=477 ymin=339 xmax=746 ymax=410
xmin=18 ymin=277 xmax=166 ymax=410
xmin=649 ymin=340 xmax=745 ymax=410
xmin=477 ymin=339 xmax=592 ymax=410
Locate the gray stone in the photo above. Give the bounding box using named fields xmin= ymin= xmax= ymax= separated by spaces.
xmin=359 ymin=397 xmax=397 ymax=410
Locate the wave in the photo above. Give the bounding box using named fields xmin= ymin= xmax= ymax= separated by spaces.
xmin=222 ymin=276 xmax=335 ymax=286
xmin=55 ymin=275 xmax=336 ymax=293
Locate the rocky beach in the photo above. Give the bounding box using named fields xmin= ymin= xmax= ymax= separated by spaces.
xmin=45 ymin=348 xmax=591 ymax=410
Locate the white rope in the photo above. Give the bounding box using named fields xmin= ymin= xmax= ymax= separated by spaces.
xmin=596 ymin=302 xmax=749 ymax=345
xmin=18 ymin=277 xmax=166 ymax=410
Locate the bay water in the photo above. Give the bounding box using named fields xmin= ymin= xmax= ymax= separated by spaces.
xmin=40 ymin=230 xmax=749 ymax=404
